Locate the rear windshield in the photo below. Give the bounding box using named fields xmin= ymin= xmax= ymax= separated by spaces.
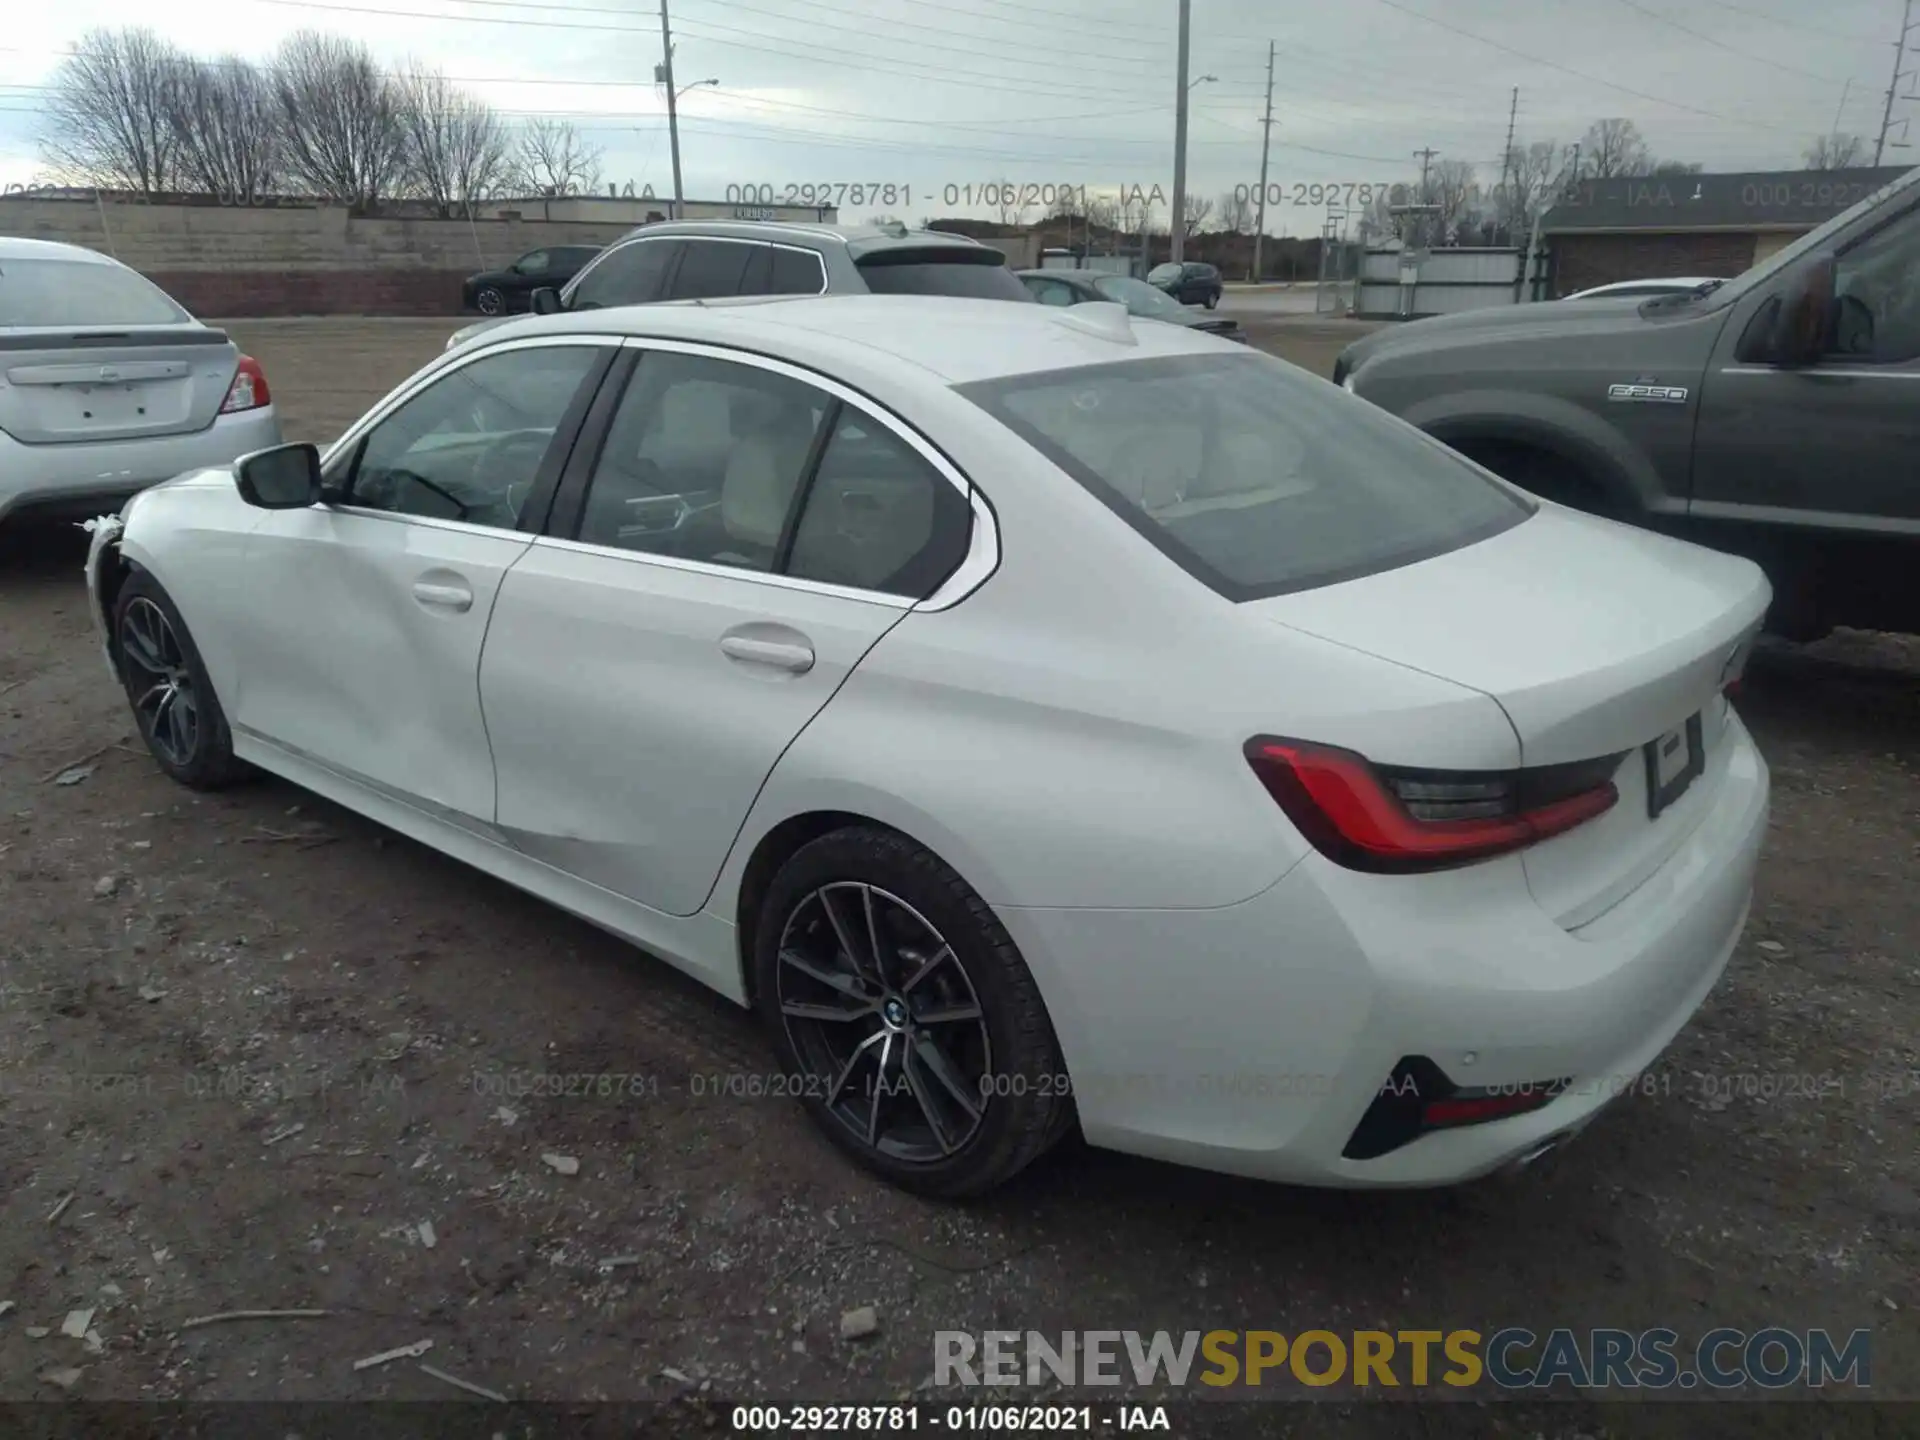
xmin=857 ymin=251 xmax=1032 ymax=301
xmin=960 ymin=351 xmax=1531 ymax=600
xmin=0 ymin=257 xmax=189 ymax=328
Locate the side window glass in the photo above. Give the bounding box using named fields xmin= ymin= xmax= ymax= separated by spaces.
xmin=669 ymin=240 xmax=754 ymax=300
xmin=768 ymin=247 xmax=826 ymax=295
xmin=347 ymin=346 xmax=597 ymax=529
xmin=569 ymin=240 xmax=678 ymax=310
xmin=578 ymin=352 xmax=829 ymax=571
xmin=786 ymin=410 xmax=972 ymax=598
xmin=1831 ymin=207 xmax=1920 ymax=363
xmin=519 ymin=250 xmax=551 ymax=276
xmin=1029 ymin=280 xmax=1076 ymax=307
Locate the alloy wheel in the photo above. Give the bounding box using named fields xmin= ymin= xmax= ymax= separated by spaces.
xmin=476 ymin=287 xmax=504 ymax=315
xmin=119 ymin=597 xmax=199 ymax=768
xmin=776 ymin=882 xmax=992 ymax=1163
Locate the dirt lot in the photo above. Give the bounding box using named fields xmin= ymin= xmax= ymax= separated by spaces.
xmin=0 ymin=317 xmax=1915 ymax=1433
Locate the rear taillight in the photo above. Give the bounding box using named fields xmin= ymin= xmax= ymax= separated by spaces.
xmin=220 ymin=355 xmax=270 ymax=414
xmin=1244 ymin=737 xmax=1624 ymax=874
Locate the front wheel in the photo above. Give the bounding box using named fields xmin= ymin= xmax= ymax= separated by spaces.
xmin=1205 ymin=292 xmax=1220 ymax=310
xmin=114 ymin=571 xmax=248 ymax=790
xmin=751 ymin=826 xmax=1072 ymax=1197
xmin=475 ymin=285 xmax=506 ymax=316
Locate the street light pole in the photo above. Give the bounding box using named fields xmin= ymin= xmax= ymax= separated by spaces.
xmin=659 ymin=0 xmax=684 ymax=217
xmin=1170 ymin=0 xmax=1192 ymax=263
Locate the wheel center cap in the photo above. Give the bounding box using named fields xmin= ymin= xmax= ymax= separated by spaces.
xmin=881 ymin=997 xmax=909 ymax=1029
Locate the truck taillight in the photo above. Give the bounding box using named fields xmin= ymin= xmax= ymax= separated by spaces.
xmin=1244 ymin=737 xmax=1624 ymax=874
xmin=220 ymin=355 xmax=270 ymax=414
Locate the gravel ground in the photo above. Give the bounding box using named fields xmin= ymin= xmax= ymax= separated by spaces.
xmin=0 ymin=316 xmax=1914 ymax=1434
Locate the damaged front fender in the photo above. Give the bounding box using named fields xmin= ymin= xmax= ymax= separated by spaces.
xmin=81 ymin=514 xmax=126 ymax=684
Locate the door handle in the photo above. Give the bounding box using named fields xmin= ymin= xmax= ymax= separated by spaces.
xmin=412 ymin=580 xmax=473 ymax=612
xmin=720 ymin=635 xmax=815 ymax=673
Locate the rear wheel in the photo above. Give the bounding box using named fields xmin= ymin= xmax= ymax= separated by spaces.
xmin=751 ymin=826 xmax=1072 ymax=1197
xmin=114 ymin=571 xmax=247 ymax=790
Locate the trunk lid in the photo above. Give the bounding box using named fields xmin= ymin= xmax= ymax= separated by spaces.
xmin=0 ymin=327 xmax=237 ymax=445
xmin=1245 ymin=505 xmax=1769 ymax=926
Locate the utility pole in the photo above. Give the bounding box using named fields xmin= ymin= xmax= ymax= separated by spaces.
xmin=658 ymin=0 xmax=684 ymax=216
xmin=1171 ymin=0 xmax=1192 ymax=263
xmin=1874 ymin=0 xmax=1917 ymax=166
xmin=1413 ymin=146 xmax=1438 ymax=247
xmin=1253 ymin=40 xmax=1275 ymax=282
xmin=1499 ymin=87 xmax=1518 ymax=240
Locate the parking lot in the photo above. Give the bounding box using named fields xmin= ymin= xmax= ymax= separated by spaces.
xmin=0 ymin=313 xmax=1915 ymax=1428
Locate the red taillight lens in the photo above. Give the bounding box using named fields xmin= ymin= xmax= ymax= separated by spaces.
xmin=220 ymin=355 xmax=270 ymax=414
xmin=1244 ymin=737 xmax=1622 ymax=874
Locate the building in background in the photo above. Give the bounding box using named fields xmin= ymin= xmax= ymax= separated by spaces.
xmin=475 ymin=195 xmax=837 ymax=226
xmin=1541 ymin=166 xmax=1909 ymax=297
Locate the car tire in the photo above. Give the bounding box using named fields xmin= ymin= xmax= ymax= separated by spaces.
xmin=113 ymin=570 xmax=249 ymax=791
xmin=1205 ymin=292 xmax=1220 ymax=310
xmin=751 ymin=825 xmax=1073 ymax=1198
xmin=475 ymin=286 xmax=506 ymax=316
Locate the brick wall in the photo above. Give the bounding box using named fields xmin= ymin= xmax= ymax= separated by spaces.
xmin=1549 ymin=231 xmax=1762 ymax=297
xmin=0 ymin=198 xmax=637 ymax=317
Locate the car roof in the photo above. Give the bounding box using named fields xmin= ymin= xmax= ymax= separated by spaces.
xmin=0 ymin=235 xmax=121 ymax=265
xmin=471 ymin=293 xmax=1228 ymax=385
xmin=606 ymin=219 xmax=999 ymax=259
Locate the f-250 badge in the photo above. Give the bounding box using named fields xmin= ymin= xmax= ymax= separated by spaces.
xmin=1607 ymin=381 xmax=1689 ymax=403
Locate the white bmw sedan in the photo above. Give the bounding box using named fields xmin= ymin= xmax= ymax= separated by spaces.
xmin=85 ymin=295 xmax=1770 ymax=1197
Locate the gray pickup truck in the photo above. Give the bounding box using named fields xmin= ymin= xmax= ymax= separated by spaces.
xmin=1336 ymin=165 xmax=1919 ymax=640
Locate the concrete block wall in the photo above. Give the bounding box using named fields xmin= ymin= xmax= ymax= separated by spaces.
xmin=0 ymin=198 xmax=637 ymax=316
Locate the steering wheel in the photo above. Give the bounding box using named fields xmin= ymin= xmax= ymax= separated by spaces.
xmin=473 ymin=431 xmax=553 ymax=521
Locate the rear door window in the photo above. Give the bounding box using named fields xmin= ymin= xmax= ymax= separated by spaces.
xmin=0 ymin=257 xmax=188 ymax=327
xmin=669 ymin=240 xmax=756 ymax=300
xmin=960 ymin=351 xmax=1530 ymax=600
xmin=856 ymin=250 xmax=1031 ymax=300
xmin=786 ymin=410 xmax=972 ymax=598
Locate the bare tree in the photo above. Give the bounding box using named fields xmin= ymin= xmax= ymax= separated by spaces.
xmin=1217 ymin=189 xmax=1255 ymax=235
xmin=1650 ymin=159 xmax=1703 ymax=176
xmin=510 ymin=118 xmax=602 ymax=198
xmin=271 ymin=31 xmax=407 ymax=205
xmin=1499 ymin=140 xmax=1557 ymax=237
xmin=1112 ymin=185 xmax=1151 ymax=238
xmin=166 ymin=56 xmax=280 ymax=203
xmin=1181 ymin=193 xmax=1214 ymax=233
xmin=1804 ymin=133 xmax=1869 ymax=169
xmin=1424 ymin=158 xmax=1478 ymax=242
xmin=1084 ymin=192 xmax=1119 ymax=239
xmin=1580 ymin=118 xmax=1653 ymax=179
xmin=396 ymin=65 xmax=510 ymax=216
xmin=41 ymin=28 xmax=187 ymax=195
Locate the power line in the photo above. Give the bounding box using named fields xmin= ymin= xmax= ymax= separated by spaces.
xmin=1603 ymin=0 xmax=1853 ymax=83
xmin=1691 ymin=0 xmax=1885 ymax=45
xmin=1366 ymin=0 xmax=1807 ymax=134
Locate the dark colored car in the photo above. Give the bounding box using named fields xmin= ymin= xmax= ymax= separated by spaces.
xmin=462 ymin=246 xmax=604 ymax=316
xmin=1148 ymin=261 xmax=1224 ymax=309
xmin=1336 ymin=164 xmax=1920 ymax=640
xmin=1018 ymin=268 xmax=1243 ymax=339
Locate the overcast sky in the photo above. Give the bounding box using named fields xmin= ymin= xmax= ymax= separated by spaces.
xmin=0 ymin=0 xmax=1910 ymax=234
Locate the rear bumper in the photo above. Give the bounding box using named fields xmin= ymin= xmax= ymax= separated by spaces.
xmin=0 ymin=407 xmax=281 ymax=525
xmin=997 ymin=712 xmax=1769 ymax=1187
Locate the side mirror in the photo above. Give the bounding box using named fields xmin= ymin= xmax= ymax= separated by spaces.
xmin=235 ymin=443 xmax=322 ymax=510
xmin=1769 ymin=253 xmax=1837 ymax=368
xmin=531 ymin=287 xmax=563 ymax=315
